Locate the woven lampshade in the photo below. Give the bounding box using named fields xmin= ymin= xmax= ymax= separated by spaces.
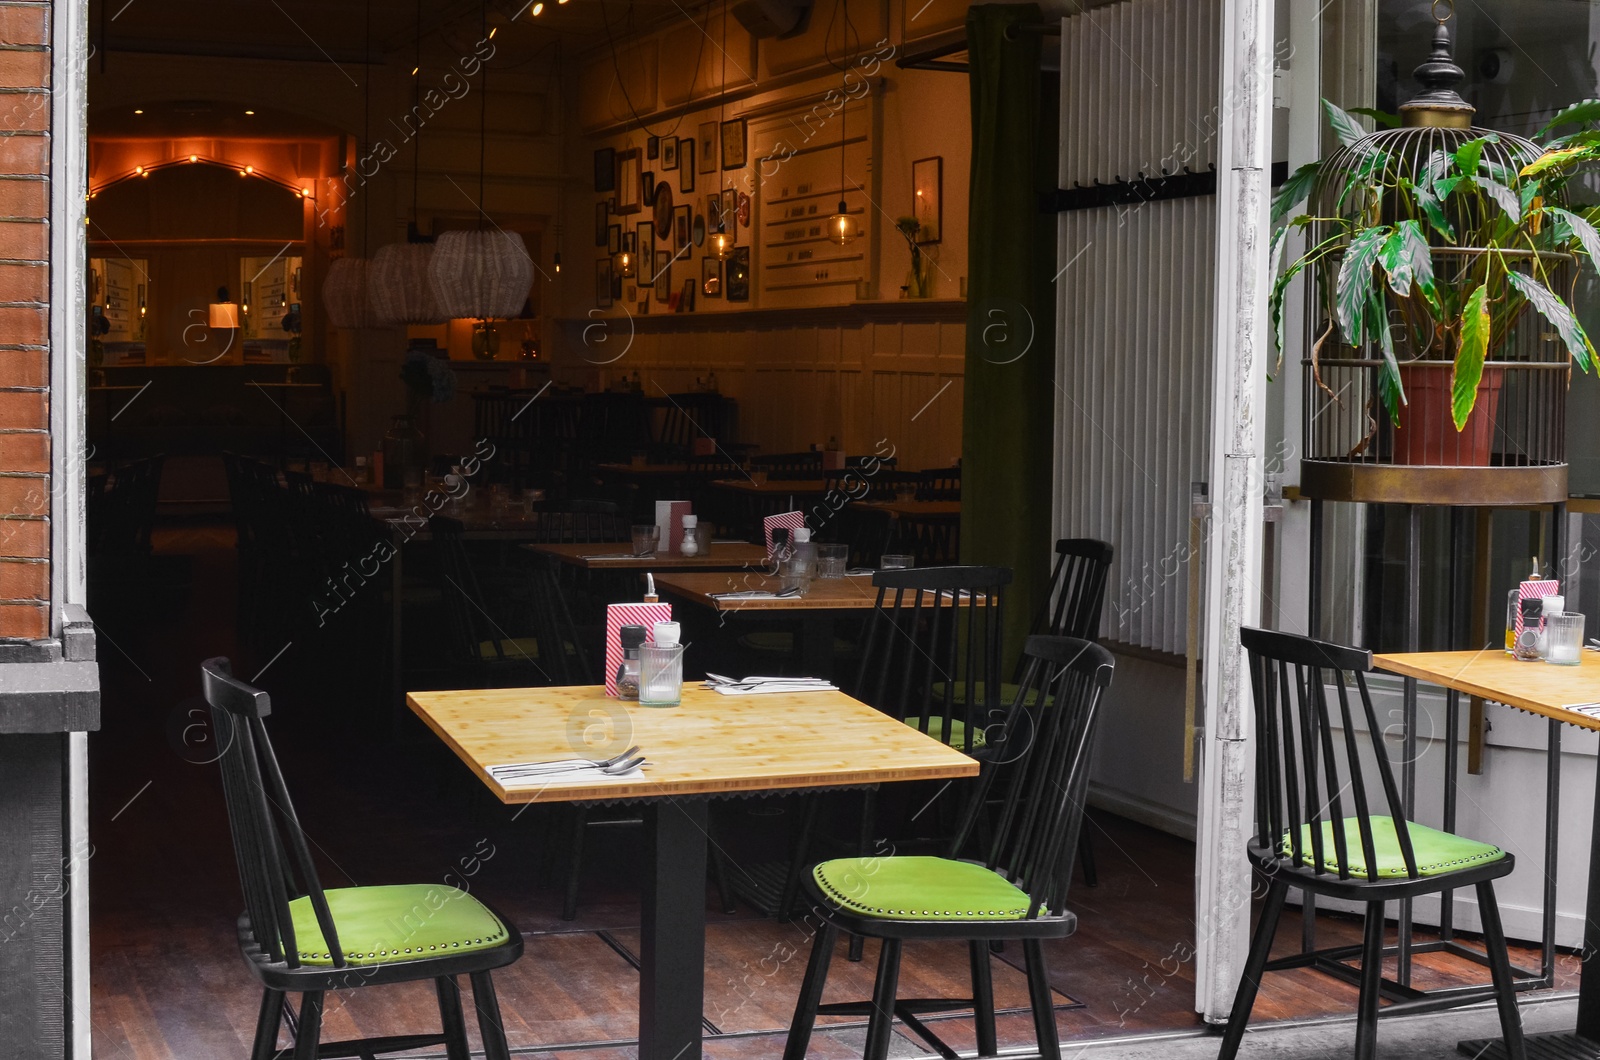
xmin=368 ymin=242 xmax=447 ymax=325
xmin=428 ymin=230 xmax=533 ymax=319
xmin=322 ymin=257 xmax=373 ymax=329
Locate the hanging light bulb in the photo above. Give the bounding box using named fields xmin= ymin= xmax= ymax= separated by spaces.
xmin=553 ymin=250 xmax=562 ymax=274
xmin=709 ymin=228 xmax=734 ymax=260
xmin=827 ymin=200 xmax=856 ymax=245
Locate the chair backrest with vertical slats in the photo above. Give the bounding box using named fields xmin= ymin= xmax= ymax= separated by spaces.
xmin=1030 ymin=539 xmax=1114 ymax=646
xmin=950 ymin=635 xmax=1115 ymax=917
xmin=200 ymin=657 xmax=344 ymax=969
xmin=853 ymin=566 xmax=1011 ymax=748
xmin=1241 ymin=626 xmax=1417 ymax=882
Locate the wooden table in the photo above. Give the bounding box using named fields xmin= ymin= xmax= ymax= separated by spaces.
xmin=408 ymin=684 xmax=976 ymax=1060
xmin=711 ymin=477 xmax=828 ymax=495
xmin=1373 ymin=650 xmax=1600 ymax=1060
xmin=522 ymin=540 xmax=769 ymax=571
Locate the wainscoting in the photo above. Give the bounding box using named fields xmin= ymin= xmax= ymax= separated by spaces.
xmin=550 ymin=301 xmax=967 ymax=471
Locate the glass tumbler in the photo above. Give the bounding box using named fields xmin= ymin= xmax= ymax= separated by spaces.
xmin=780 ymin=554 xmax=812 ymax=595
xmin=881 ymin=554 xmax=914 ymax=570
xmin=1546 ymin=613 xmax=1586 ymax=665
xmin=639 ymin=645 xmax=685 ymax=706
xmin=631 ymin=524 xmax=661 ymax=557
xmin=817 ymin=543 xmax=849 ymax=579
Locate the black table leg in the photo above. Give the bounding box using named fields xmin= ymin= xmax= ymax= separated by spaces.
xmin=640 ymin=798 xmax=709 ymax=1060
xmin=1459 ymin=735 xmax=1600 ymax=1058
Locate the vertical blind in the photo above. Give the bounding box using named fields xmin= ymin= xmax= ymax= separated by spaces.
xmin=1053 ymin=0 xmax=1221 ymax=655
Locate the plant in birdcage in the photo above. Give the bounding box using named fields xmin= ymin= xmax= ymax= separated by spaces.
xmin=1269 ymin=2 xmax=1600 ymax=466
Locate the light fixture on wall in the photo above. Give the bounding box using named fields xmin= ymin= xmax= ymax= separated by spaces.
xmin=369 ymin=0 xmax=448 ymax=327
xmin=208 ymin=286 xmax=240 ymax=329
xmin=427 ymin=1 xmax=533 ymax=325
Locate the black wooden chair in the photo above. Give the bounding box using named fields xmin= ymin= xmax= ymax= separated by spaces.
xmin=783 ymin=635 xmax=1115 ymax=1060
xmin=916 ymin=465 xmax=961 ymax=501
xmin=200 ymin=657 xmax=523 ymax=1060
xmin=1218 ymin=627 xmax=1526 ymax=1060
xmin=777 ymin=566 xmax=1011 ymax=924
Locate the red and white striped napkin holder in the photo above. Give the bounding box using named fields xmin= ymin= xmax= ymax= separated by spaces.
xmin=764 ymin=510 xmax=807 ymax=562
xmin=655 ymin=499 xmax=691 ymax=553
xmin=604 ymin=601 xmax=674 ymax=697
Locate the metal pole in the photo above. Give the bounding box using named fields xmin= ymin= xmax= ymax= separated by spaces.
xmin=1195 ymin=0 xmax=1273 ymax=1023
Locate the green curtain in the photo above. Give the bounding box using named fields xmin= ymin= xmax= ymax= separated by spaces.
xmin=961 ymin=4 xmax=1058 ymax=666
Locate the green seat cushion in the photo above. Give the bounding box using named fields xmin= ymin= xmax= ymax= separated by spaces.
xmin=1281 ymin=816 xmax=1506 ymax=878
xmin=813 ymin=855 xmax=1034 ymax=921
xmin=287 ymin=884 xmax=512 ymax=966
xmin=905 ymin=715 xmax=988 ymax=751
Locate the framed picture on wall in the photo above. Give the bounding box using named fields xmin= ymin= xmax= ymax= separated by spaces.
xmin=596 ymin=258 xmax=614 ymax=307
xmin=647 ymin=136 xmax=660 ymax=160
xmin=621 ymin=229 xmax=635 ymax=256
xmin=595 ymin=201 xmax=608 ymax=246
xmin=680 ymin=278 xmax=696 ymax=312
xmin=701 ymin=256 xmax=722 ymax=297
xmin=662 ymin=137 xmax=679 ymax=170
xmin=679 ymin=139 xmax=696 ymax=194
xmin=673 ymin=204 xmax=691 ymax=253
xmin=615 ymin=148 xmax=643 ymax=214
xmin=636 ymin=221 xmax=654 ymax=262
xmin=726 ymin=246 xmax=750 ymax=302
xmin=720 ymin=118 xmax=746 ymax=170
xmin=698 ymin=122 xmax=717 ymax=174
xmin=641 ymin=172 xmax=656 ymax=205
xmin=707 ymin=193 xmax=724 ymax=231
xmin=722 ymin=188 xmax=738 ymax=230
xmin=654 ymin=251 xmax=672 ymax=301
xmin=607 ymin=224 xmax=621 ymax=254
xmin=594 ymin=147 xmax=616 ymax=193
xmin=912 ymin=156 xmax=943 ymax=243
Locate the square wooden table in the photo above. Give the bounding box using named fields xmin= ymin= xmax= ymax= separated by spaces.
xmin=1372 ymin=650 xmax=1600 ymax=1059
xmin=407 ymin=684 xmax=977 ymax=1060
xmin=522 ymin=540 xmax=769 ymax=571
xmin=655 ymin=571 xmax=882 ymax=678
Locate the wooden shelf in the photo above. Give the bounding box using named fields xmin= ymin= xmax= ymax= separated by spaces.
xmin=556 ymin=299 xmax=966 ymax=334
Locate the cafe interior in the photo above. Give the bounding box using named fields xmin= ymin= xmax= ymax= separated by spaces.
xmin=77 ymin=0 xmax=1600 ymax=1057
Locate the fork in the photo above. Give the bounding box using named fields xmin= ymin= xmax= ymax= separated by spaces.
xmin=492 ymin=755 xmax=647 ymax=780
xmin=489 ymin=745 xmax=639 ymax=774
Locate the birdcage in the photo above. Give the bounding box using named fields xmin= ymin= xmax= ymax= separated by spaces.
xmin=1297 ymin=0 xmax=1571 ymax=505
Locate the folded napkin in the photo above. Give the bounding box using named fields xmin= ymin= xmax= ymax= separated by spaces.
xmin=486 ymin=760 xmax=646 ymax=788
xmin=709 ymin=679 xmax=838 ymax=696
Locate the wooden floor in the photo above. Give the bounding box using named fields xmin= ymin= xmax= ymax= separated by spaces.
xmin=85 ymin=521 xmax=1578 ymax=1058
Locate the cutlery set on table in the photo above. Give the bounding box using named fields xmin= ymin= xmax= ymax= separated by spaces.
xmin=703 ymin=673 xmax=838 ymax=695
xmin=486 ymin=746 xmax=647 ymax=786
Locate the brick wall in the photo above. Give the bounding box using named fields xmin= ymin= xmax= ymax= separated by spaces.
xmin=0 ymin=1 xmax=49 ymax=641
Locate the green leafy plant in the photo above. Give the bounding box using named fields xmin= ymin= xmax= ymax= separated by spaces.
xmin=1271 ymin=99 xmax=1600 ymax=430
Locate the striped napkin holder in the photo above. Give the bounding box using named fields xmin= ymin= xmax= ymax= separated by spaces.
xmin=604 ymin=601 xmax=674 ymax=697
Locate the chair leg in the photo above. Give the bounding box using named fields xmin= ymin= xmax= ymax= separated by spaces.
xmin=1477 ymin=881 xmax=1528 ymax=1060
xmin=864 ymin=938 xmax=904 ymax=1060
xmin=1354 ymin=901 xmax=1386 ymax=1060
xmin=435 ymin=976 xmax=471 ymax=1060
xmin=709 ymin=840 xmax=737 ymax=915
xmin=1077 ymin=831 xmax=1098 ymax=888
xmin=782 ymin=922 xmax=839 ymax=1060
xmin=848 ymin=789 xmax=878 ymax=963
xmin=470 ymin=970 xmax=513 ymax=1060
xmin=292 ymin=992 xmax=322 ymax=1060
xmin=251 ymin=989 xmax=286 ymax=1060
xmin=970 ymin=939 xmax=998 ymax=1057
xmin=561 ymin=806 xmax=587 ymax=922
xmin=1023 ymin=938 xmax=1059 ymax=1060
xmin=1217 ymin=876 xmax=1289 ymax=1060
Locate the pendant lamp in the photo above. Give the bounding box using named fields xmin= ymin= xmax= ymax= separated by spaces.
xmin=827 ymin=96 xmax=857 ymax=246
xmin=429 ymin=230 xmax=534 ymax=319
xmin=323 ymin=257 xmax=373 ymax=329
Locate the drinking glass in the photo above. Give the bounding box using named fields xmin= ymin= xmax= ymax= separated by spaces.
xmin=691 ymin=524 xmax=714 ymax=554
xmin=1546 ymin=613 xmax=1586 ymax=665
xmin=881 ymin=554 xmax=914 ymax=570
xmin=780 ymin=555 xmax=811 ymax=595
xmin=639 ymin=645 xmax=685 ymax=706
xmin=817 ymin=543 xmax=849 ymax=579
xmin=631 ymin=524 xmax=661 ymax=557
